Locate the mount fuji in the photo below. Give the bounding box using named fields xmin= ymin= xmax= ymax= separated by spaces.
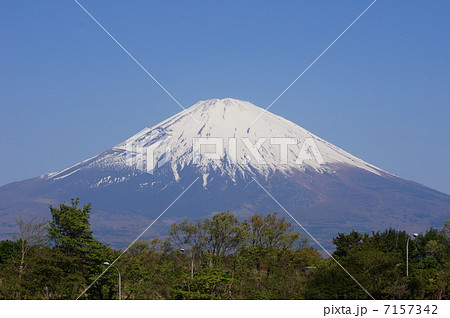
xmin=1 ymin=98 xmax=449 ymax=248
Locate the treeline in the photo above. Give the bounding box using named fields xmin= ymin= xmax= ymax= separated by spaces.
xmin=0 ymin=199 xmax=448 ymax=299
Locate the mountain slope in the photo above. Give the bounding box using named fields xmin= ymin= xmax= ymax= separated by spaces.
xmin=0 ymin=98 xmax=448 ymax=248
xmin=47 ymin=98 xmax=385 ymax=183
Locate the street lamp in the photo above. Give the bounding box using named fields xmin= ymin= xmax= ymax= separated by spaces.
xmin=104 ymin=262 xmax=121 ymax=300
xmin=406 ymin=233 xmax=418 ymax=277
xmin=180 ymin=248 xmax=194 ymax=278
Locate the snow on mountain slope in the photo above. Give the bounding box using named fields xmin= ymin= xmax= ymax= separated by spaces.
xmin=46 ymin=98 xmax=387 ymax=185
xmin=3 ymin=98 xmax=447 ymax=248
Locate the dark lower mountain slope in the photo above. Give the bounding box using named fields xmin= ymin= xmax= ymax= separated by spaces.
xmin=1 ymin=163 xmax=448 ymax=250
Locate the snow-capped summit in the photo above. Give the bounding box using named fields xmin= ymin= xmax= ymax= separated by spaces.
xmin=1 ymin=98 xmax=448 ymax=248
xmin=48 ymin=98 xmax=385 ymax=184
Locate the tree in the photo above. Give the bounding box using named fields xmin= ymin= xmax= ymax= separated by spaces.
xmin=332 ymin=230 xmax=366 ymax=258
xmin=244 ymin=212 xmax=303 ymax=272
xmin=248 ymin=213 xmax=301 ymax=249
xmin=46 ymin=199 xmax=116 ymax=299
xmin=169 ymin=219 xmax=201 ymax=256
xmin=305 ymin=224 xmax=450 ymax=300
xmin=169 ymin=212 xmax=249 ymax=268
xmin=0 ymin=216 xmax=49 ymax=299
xmin=12 ymin=216 xmax=47 ymax=279
xmin=0 ymin=240 xmax=18 ymax=264
xmin=200 ymin=212 xmax=249 ymax=259
xmin=47 ymin=199 xmax=94 ymax=255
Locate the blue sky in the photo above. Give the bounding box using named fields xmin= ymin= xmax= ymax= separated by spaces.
xmin=1 ymin=0 xmax=449 ymax=194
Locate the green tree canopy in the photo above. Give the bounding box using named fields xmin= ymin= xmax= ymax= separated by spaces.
xmin=47 ymin=199 xmax=95 ymax=255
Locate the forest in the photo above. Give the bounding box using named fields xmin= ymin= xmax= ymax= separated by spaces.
xmin=0 ymin=199 xmax=448 ymax=300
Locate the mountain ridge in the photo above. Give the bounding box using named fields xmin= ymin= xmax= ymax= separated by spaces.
xmin=0 ymin=98 xmax=448 ymax=249
xmin=44 ymin=98 xmax=388 ymax=185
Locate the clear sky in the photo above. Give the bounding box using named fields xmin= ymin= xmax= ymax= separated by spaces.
xmin=1 ymin=0 xmax=449 ymax=194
